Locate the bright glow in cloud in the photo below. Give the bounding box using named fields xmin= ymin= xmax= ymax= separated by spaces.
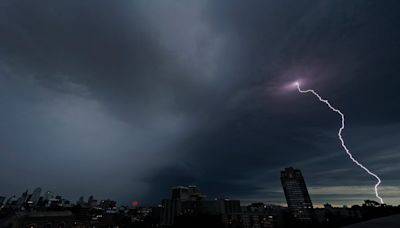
xmin=294 ymin=81 xmax=384 ymax=204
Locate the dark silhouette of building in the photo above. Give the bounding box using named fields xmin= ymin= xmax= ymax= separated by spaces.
xmin=0 ymin=196 xmax=5 ymax=206
xmin=29 ymin=187 xmax=42 ymax=206
xmin=160 ymin=199 xmax=178 ymax=226
xmin=87 ymin=195 xmax=97 ymax=208
xmin=16 ymin=190 xmax=29 ymax=207
xmin=224 ymin=202 xmax=285 ymax=228
xmin=1 ymin=185 xmax=400 ymax=227
xmin=160 ymin=185 xmax=241 ymax=227
xmin=280 ymin=167 xmax=314 ymax=223
xmin=5 ymin=211 xmax=74 ymax=228
xmin=99 ymin=199 xmax=117 ymax=211
xmin=171 ymin=185 xmax=205 ymax=201
xmin=161 ymin=185 xmax=203 ymax=226
xmin=77 ymin=196 xmax=85 ymax=206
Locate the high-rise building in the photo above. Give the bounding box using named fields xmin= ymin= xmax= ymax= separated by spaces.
xmin=171 ymin=185 xmax=205 ymax=201
xmin=281 ymin=167 xmax=314 ymax=222
xmin=220 ymin=199 xmax=241 ymax=214
xmin=77 ymin=196 xmax=85 ymax=205
xmin=171 ymin=186 xmax=190 ymax=201
xmin=88 ymin=195 xmax=97 ymax=208
xmin=161 ymin=185 xmax=241 ymax=226
xmin=29 ymin=187 xmax=42 ymax=205
xmin=44 ymin=191 xmax=53 ymax=201
xmin=160 ymin=199 xmax=178 ymax=226
xmin=16 ymin=190 xmax=29 ymax=206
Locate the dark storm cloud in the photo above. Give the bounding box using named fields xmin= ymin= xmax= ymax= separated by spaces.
xmin=147 ymin=0 xmax=400 ymax=204
xmin=1 ymin=0 xmax=198 ymax=121
xmin=0 ymin=0 xmax=231 ymax=203
xmin=0 ymin=0 xmax=205 ymax=203
xmin=1 ymin=0 xmax=400 ymax=205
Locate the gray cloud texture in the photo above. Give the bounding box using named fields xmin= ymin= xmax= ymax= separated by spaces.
xmin=1 ymin=0 xmax=399 ymax=205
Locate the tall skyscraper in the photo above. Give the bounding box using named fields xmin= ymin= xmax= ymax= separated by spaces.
xmin=160 ymin=199 xmax=178 ymax=226
xmin=281 ymin=167 xmax=314 ymax=222
xmin=29 ymin=187 xmax=42 ymax=205
xmin=16 ymin=190 xmax=29 ymax=206
xmin=77 ymin=196 xmax=85 ymax=205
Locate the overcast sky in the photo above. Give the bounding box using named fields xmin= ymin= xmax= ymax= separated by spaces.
xmin=1 ymin=0 xmax=400 ymax=206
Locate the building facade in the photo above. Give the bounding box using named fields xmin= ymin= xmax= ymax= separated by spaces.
xmin=280 ymin=167 xmax=314 ymax=223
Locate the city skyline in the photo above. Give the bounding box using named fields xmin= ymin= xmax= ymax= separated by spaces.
xmin=0 ymin=167 xmax=396 ymax=209
xmin=1 ymin=0 xmax=400 ymax=207
xmin=2 ymin=168 xmax=398 ymax=228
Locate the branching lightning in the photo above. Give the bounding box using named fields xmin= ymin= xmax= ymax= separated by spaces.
xmin=294 ymin=81 xmax=384 ymax=204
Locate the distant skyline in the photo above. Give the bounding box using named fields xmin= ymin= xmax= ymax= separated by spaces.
xmin=1 ymin=0 xmax=400 ymax=206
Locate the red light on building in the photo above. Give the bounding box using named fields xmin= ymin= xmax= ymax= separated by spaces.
xmin=132 ymin=201 xmax=139 ymax=207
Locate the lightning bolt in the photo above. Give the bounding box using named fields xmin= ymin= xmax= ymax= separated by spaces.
xmin=294 ymin=82 xmax=384 ymax=204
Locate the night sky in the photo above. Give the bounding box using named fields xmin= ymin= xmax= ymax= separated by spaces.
xmin=1 ymin=0 xmax=400 ymax=206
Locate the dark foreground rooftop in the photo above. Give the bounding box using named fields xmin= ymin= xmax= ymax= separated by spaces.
xmin=343 ymin=214 xmax=400 ymax=228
